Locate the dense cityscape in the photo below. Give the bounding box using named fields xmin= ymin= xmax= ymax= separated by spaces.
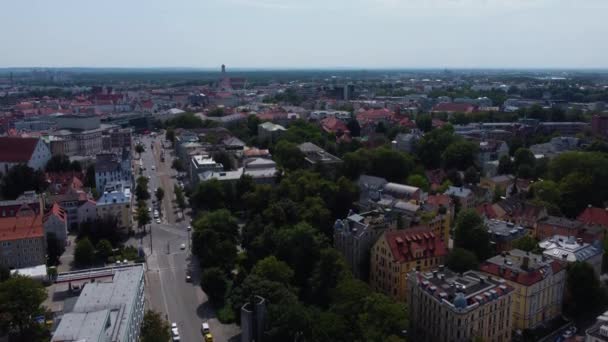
xmin=0 ymin=66 xmax=608 ymax=342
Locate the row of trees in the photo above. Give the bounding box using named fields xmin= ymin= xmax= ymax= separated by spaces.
xmin=190 ymin=169 xmax=406 ymax=341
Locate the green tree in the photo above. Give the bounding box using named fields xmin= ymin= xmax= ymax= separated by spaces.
xmin=565 ymin=262 xmax=607 ymax=317
xmin=136 ymin=201 xmax=152 ymax=229
xmin=274 ymin=140 xmax=305 ymax=170
xmin=96 ymin=239 xmax=113 ymax=262
xmin=46 ymin=232 xmax=64 ymax=266
xmin=497 ymin=155 xmax=513 ymax=175
xmin=346 ymin=118 xmax=361 ymax=137
xmin=307 ymin=248 xmax=349 ymax=307
xmin=442 ymin=140 xmax=478 ymax=170
xmin=514 ymin=148 xmax=535 ymax=169
xmin=0 ymin=164 xmax=47 ymax=200
xmin=135 ymin=176 xmax=150 ymax=201
xmin=174 ymin=185 xmax=187 ymax=213
xmin=463 ymin=166 xmax=480 ymax=185
xmin=369 ymin=147 xmax=415 ymax=183
xmin=358 ymin=293 xmax=407 ymax=342
xmin=416 ymin=113 xmax=433 ymax=132
xmin=252 ymin=256 xmax=295 ymax=286
xmin=0 ymin=265 xmax=10 ymax=282
xmin=446 ymin=248 xmax=479 ymax=272
xmin=74 ymin=237 xmax=96 ymax=267
xmin=165 ymin=128 xmax=175 ymax=144
xmin=135 ymin=143 xmax=145 ymax=155
xmin=45 ymin=154 xmax=75 ymax=172
xmin=512 ymin=235 xmax=540 ymax=253
xmin=171 ymin=159 xmax=184 ymax=172
xmin=141 ymin=310 xmax=171 ymax=342
xmin=0 ymin=276 xmax=47 ymax=338
xmin=192 ymin=210 xmax=239 ymax=271
xmin=155 ymin=187 xmax=165 ymax=203
xmin=84 ymin=164 xmax=96 ymax=189
xmin=191 ymin=179 xmax=226 ymax=211
xmin=406 ymin=174 xmax=430 ymax=191
xmin=454 ymin=210 xmax=492 ymax=260
xmin=201 ymin=267 xmax=229 ymax=306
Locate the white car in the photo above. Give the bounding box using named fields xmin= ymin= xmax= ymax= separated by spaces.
xmin=151 ymin=165 xmax=156 ymax=171
xmin=156 ymin=218 xmax=161 ymax=224
xmin=180 ymin=243 xmax=186 ymax=250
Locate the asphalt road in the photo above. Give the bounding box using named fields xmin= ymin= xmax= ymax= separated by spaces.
xmin=136 ymin=133 xmax=240 ymax=342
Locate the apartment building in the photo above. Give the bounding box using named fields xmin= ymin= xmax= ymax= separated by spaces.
xmin=0 ymin=137 xmax=52 ymax=173
xmin=370 ymin=227 xmax=447 ymax=302
xmin=52 ymin=264 xmax=145 ymax=342
xmin=94 ymin=150 xmax=132 ymax=192
xmin=96 ymin=182 xmax=132 ymax=228
xmin=408 ymin=268 xmax=514 ymax=342
xmin=0 ymin=206 xmax=46 ymax=269
xmin=479 ymin=249 xmax=566 ymax=331
xmin=333 ymin=210 xmax=396 ymax=279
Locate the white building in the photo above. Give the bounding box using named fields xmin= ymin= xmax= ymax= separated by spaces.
xmin=190 ymin=154 xmax=224 ymax=184
xmin=539 ymin=235 xmax=604 ymax=277
xmin=94 ymin=150 xmax=132 ymax=192
xmin=52 ymin=265 xmax=145 ymax=342
xmin=0 ymin=137 xmax=52 ymax=173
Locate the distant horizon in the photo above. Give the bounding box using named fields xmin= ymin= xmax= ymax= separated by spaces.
xmin=2 ymin=66 xmax=608 ymax=72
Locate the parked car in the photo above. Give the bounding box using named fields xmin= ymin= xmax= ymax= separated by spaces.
xmin=180 ymin=243 xmax=186 ymax=250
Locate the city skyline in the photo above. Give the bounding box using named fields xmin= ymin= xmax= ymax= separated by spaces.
xmin=0 ymin=0 xmax=606 ymax=69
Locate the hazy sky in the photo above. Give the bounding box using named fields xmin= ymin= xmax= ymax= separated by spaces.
xmin=0 ymin=0 xmax=606 ymax=68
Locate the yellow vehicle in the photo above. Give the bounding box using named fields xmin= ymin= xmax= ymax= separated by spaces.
xmin=201 ymin=322 xmax=213 ymax=342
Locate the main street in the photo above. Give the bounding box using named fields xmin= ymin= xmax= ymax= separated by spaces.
xmin=135 ymin=132 xmax=240 ymax=342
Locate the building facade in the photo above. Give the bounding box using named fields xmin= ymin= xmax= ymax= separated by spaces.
xmin=479 ymin=249 xmax=566 ymax=331
xmin=370 ymin=227 xmax=447 ymax=302
xmin=52 ymin=265 xmax=145 ymax=342
xmin=333 ymin=210 xmax=396 ymax=279
xmin=43 ymin=203 xmax=69 ymax=247
xmin=408 ymin=268 xmax=514 ymax=342
xmin=0 ymin=207 xmax=46 ymax=269
xmin=95 ymin=151 xmax=132 ymax=192
xmin=0 ymin=137 xmax=52 ymax=173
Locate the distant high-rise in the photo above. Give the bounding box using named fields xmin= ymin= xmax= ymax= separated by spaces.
xmin=221 ymin=64 xmax=226 ymax=74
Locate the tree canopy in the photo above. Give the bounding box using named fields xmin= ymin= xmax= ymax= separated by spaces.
xmin=1 ymin=164 xmax=47 ymax=200
xmin=141 ymin=310 xmax=171 ymax=342
xmin=453 ymin=210 xmax=493 ymax=261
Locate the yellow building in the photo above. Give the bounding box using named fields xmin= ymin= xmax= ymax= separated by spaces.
xmin=424 ymin=194 xmax=454 ymax=242
xmin=479 ymin=249 xmax=566 ymax=331
xmin=370 ymin=227 xmax=448 ymax=302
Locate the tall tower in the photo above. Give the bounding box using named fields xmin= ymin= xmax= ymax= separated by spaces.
xmin=221 ymin=64 xmax=226 ymax=74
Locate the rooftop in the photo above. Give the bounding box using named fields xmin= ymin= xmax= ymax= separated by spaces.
xmin=0 ymin=209 xmax=44 ymax=241
xmin=0 ymin=137 xmax=40 ymax=163
xmin=480 ymin=249 xmax=564 ymax=286
xmin=52 ymin=264 xmax=144 ymax=342
xmin=298 ymin=142 xmax=342 ymax=165
xmin=539 ymin=235 xmax=603 ymax=263
xmin=485 ymin=219 xmax=526 ymax=241
xmin=411 ymin=268 xmax=513 ymax=313
xmin=384 ymin=227 xmax=448 ymax=263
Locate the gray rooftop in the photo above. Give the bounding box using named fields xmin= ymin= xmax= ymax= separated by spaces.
xmin=52 ymin=264 xmax=144 ymax=342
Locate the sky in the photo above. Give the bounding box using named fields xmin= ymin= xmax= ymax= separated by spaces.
xmin=0 ymin=0 xmax=606 ymax=69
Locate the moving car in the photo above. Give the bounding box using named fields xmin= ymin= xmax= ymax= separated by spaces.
xmin=201 ymin=323 xmax=213 ymax=342
xmin=180 ymin=243 xmax=186 ymax=250
xmin=171 ymin=323 xmax=180 ymax=341
xmin=156 ymin=218 xmax=161 ymax=224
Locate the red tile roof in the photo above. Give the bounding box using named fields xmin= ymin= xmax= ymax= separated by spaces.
xmin=320 ymin=117 xmax=350 ymax=135
xmin=0 ymin=212 xmax=44 ymax=241
xmin=426 ymin=194 xmax=452 ymax=208
xmin=479 ymin=260 xmax=564 ymax=286
xmin=43 ymin=202 xmax=67 ymax=223
xmin=356 ymin=108 xmax=394 ymax=123
xmin=477 ymin=203 xmax=499 ymax=219
xmin=0 ymin=137 xmax=39 ymax=163
xmin=385 ymin=227 xmax=448 ymax=263
xmin=578 ymin=207 xmax=608 ymax=227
